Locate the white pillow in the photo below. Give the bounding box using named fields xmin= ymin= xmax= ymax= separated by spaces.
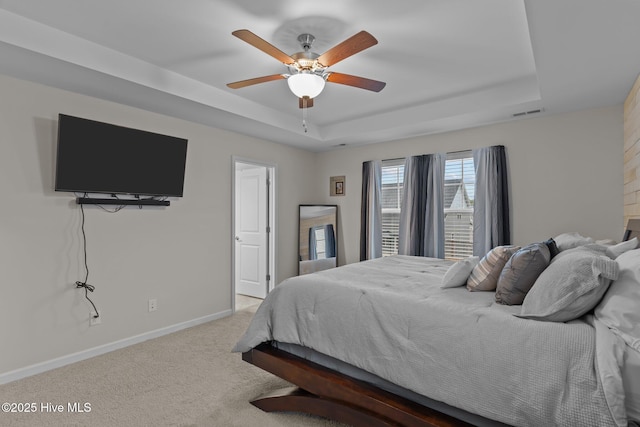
xmin=441 ymin=257 xmax=480 ymax=288
xmin=595 ymin=248 xmax=640 ymax=352
xmin=519 ymin=247 xmax=618 ymax=322
xmin=596 ymin=239 xmax=618 ymax=246
xmin=554 ymin=232 xmax=594 ymax=252
xmin=605 ymin=237 xmax=638 ymax=259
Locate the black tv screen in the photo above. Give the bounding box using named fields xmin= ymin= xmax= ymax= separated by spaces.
xmin=55 ymin=114 xmax=188 ymax=197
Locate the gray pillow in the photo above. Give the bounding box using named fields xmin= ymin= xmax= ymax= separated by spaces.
xmin=518 ymin=247 xmax=619 ymax=322
xmin=543 ymin=238 xmax=560 ymax=259
xmin=495 ymin=243 xmax=550 ymax=305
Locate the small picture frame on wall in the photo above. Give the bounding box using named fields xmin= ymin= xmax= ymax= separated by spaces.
xmin=330 ymin=176 xmax=345 ymax=196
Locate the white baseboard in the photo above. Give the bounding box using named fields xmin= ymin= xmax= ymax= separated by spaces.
xmin=0 ymin=309 xmax=233 ymax=385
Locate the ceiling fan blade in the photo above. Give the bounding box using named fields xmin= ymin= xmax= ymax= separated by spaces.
xmin=299 ymin=96 xmax=314 ymax=109
xmin=232 ymin=29 xmax=296 ymax=65
xmin=326 ymin=72 xmax=386 ymax=92
xmin=316 ymin=31 xmax=378 ymax=67
xmin=227 ymin=74 xmax=286 ymax=89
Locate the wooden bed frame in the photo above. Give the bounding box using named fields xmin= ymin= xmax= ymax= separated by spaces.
xmin=242 ymin=221 xmax=640 ymax=427
xmin=242 ymin=343 xmax=473 ymax=427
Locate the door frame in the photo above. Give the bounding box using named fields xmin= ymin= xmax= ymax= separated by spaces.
xmin=231 ymin=156 xmax=277 ymax=312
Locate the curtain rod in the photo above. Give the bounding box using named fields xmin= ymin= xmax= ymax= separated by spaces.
xmin=364 ymin=145 xmax=505 ymax=164
xmin=366 ymin=149 xmax=468 ymax=164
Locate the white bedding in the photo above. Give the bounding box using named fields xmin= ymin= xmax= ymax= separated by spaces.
xmin=299 ymin=257 xmax=336 ymax=275
xmin=623 ymin=347 xmax=640 ymax=422
xmin=234 ymin=255 xmax=625 ymax=427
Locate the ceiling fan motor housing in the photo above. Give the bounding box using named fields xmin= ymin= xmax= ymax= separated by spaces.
xmin=290 ymin=34 xmax=325 ymax=75
xmin=290 ymin=51 xmax=324 ymax=75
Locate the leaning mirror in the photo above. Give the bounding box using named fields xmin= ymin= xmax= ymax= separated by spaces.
xmin=299 ymin=205 xmax=338 ymax=275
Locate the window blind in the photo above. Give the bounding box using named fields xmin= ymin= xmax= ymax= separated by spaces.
xmin=444 ymin=154 xmax=475 ymax=260
xmin=381 ymin=159 xmax=404 ymax=256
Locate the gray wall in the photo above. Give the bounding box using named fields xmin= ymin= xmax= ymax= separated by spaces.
xmin=315 ymin=106 xmax=624 ymax=266
xmin=0 ymin=74 xmax=318 ymax=377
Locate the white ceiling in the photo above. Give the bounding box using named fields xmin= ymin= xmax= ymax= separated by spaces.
xmin=0 ymin=0 xmax=639 ymax=152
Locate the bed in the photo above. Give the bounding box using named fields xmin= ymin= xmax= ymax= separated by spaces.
xmin=233 ymin=223 xmax=640 ymax=427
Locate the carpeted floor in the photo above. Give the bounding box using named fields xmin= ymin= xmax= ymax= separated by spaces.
xmin=0 ymin=303 xmax=347 ymax=427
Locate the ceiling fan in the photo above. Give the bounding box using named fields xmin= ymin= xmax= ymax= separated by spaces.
xmin=226 ymin=29 xmax=386 ymax=109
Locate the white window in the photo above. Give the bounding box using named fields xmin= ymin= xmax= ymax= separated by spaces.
xmin=313 ymin=227 xmax=327 ymax=259
xmin=381 ymin=159 xmax=404 ymax=256
xmin=379 ymin=152 xmax=475 ymax=260
xmin=444 ymin=152 xmax=475 ymax=260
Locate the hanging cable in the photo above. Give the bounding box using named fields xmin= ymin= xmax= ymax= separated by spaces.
xmin=75 ymin=197 xmax=99 ymax=318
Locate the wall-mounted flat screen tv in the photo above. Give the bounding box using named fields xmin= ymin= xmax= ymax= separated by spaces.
xmin=55 ymin=114 xmax=188 ymax=197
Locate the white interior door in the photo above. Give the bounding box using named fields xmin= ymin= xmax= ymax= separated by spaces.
xmin=235 ymin=165 xmax=268 ymax=298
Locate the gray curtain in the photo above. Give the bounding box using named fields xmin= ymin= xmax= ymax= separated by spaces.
xmin=398 ymin=153 xmax=446 ymax=258
xmin=325 ymin=224 xmax=336 ymax=258
xmin=360 ymin=160 xmax=382 ymax=261
xmin=473 ymin=145 xmax=510 ymax=256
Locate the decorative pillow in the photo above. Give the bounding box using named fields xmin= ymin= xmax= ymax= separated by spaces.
xmin=518 ymin=247 xmax=619 ymax=322
xmin=553 ymin=232 xmax=594 ymax=252
xmin=495 ymin=243 xmax=551 ymax=305
xmin=605 ymin=237 xmax=638 ymax=259
xmin=467 ymin=246 xmax=520 ymax=292
xmin=595 ymin=248 xmax=640 ymax=351
xmin=572 ymin=243 xmax=610 ymax=257
xmin=596 ymin=239 xmax=618 ymax=246
xmin=441 ymin=257 xmax=480 ymax=288
xmin=543 ymin=238 xmax=560 ymax=259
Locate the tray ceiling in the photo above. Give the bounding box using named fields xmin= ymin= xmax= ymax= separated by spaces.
xmin=0 ymin=0 xmax=639 ymax=151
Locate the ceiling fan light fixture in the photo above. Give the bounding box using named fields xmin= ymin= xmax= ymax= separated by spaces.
xmin=287 ymin=73 xmax=325 ymax=99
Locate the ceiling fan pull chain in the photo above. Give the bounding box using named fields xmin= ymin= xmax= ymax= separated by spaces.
xmin=302 ymin=98 xmax=308 ymax=133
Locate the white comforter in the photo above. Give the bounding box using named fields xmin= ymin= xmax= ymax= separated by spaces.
xmin=233 ymin=255 xmax=624 ymax=427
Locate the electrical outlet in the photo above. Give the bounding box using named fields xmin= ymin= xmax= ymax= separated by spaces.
xmin=90 ymin=311 xmax=101 ymax=326
xmin=148 ymin=298 xmax=158 ymax=312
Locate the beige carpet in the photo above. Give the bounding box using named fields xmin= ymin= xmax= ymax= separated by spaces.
xmin=0 ymin=304 xmax=346 ymax=427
